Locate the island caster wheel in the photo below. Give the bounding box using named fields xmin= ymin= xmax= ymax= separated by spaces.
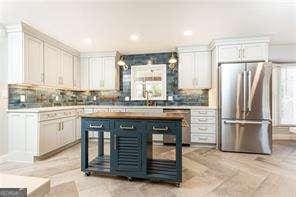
xmin=84 ymin=172 xmax=91 ymax=176
xmin=127 ymin=177 xmax=134 ymax=182
xmin=176 ymin=182 xmax=181 ymax=187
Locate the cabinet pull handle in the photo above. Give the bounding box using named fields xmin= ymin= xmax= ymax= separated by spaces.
xmin=198 ymin=137 xmax=208 ymax=140
xmin=198 ymin=118 xmax=207 ymax=121
xmin=198 ymin=111 xmax=207 ymax=114
xmin=119 ymin=125 xmax=134 ymax=130
xmin=89 ymin=124 xmax=103 ymax=129
xmin=242 ymin=48 xmax=245 ymax=58
xmin=238 ymin=48 xmax=242 ymax=59
xmin=61 ymin=122 xmax=64 ymax=130
xmin=114 ymin=134 xmax=117 ymax=150
xmin=198 ymin=127 xmax=207 ymax=130
xmin=152 ymin=126 xmax=168 ymax=131
xmin=58 ymin=122 xmax=61 ymax=131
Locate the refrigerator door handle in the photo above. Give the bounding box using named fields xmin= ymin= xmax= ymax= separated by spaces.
xmin=224 ymin=120 xmax=271 ymax=125
xmin=243 ymin=70 xmax=247 ymax=112
xmin=247 ymin=70 xmax=252 ymax=112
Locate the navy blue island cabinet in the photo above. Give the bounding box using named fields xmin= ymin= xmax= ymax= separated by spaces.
xmin=81 ymin=112 xmax=183 ymax=187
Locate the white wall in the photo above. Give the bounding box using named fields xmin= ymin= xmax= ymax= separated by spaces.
xmin=0 ymin=26 xmax=8 ymax=157
xmin=269 ymin=44 xmax=296 ymax=62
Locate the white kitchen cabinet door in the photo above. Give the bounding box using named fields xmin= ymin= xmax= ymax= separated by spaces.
xmin=61 ymin=51 xmax=74 ymax=88
xmin=195 ymin=52 xmax=212 ymax=88
xmin=80 ymin=57 xmax=90 ymax=89
xmin=89 ymin=57 xmax=104 ymax=90
xmin=39 ymin=119 xmax=60 ymax=155
xmin=44 ymin=43 xmax=60 ymax=86
xmin=178 ymin=52 xmax=195 ymax=89
xmin=242 ymin=43 xmax=268 ymax=61
xmin=218 ymin=45 xmax=241 ymax=62
xmin=61 ymin=117 xmax=75 ymax=145
xmin=23 ymin=34 xmax=44 ymax=84
xmin=73 ymin=56 xmax=81 ymax=89
xmin=103 ymin=57 xmax=117 ymax=90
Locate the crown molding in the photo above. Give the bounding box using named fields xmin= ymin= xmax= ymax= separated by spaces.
xmin=177 ymin=45 xmax=210 ymax=53
xmin=5 ymin=21 xmax=80 ymax=56
xmin=209 ymin=36 xmax=270 ymax=50
xmin=81 ymin=51 xmax=119 ymax=58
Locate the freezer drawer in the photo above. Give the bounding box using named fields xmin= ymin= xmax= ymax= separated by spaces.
xmin=220 ymin=119 xmax=272 ymax=154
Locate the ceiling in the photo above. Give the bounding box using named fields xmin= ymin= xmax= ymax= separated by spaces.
xmin=0 ymin=0 xmax=296 ymax=54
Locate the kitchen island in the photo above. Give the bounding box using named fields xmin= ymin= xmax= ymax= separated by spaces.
xmin=81 ymin=112 xmax=183 ymax=186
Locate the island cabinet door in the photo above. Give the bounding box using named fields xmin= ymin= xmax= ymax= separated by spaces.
xmin=111 ymin=121 xmax=144 ymax=175
xmin=111 ymin=131 xmax=143 ymax=173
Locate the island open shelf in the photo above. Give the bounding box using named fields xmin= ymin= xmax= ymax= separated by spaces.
xmin=81 ymin=112 xmax=183 ymax=186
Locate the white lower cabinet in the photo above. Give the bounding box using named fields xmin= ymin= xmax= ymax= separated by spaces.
xmin=61 ymin=117 xmax=76 ymax=145
xmin=7 ymin=109 xmax=80 ymax=163
xmin=190 ymin=109 xmax=217 ymax=144
xmin=39 ymin=119 xmax=60 ymax=155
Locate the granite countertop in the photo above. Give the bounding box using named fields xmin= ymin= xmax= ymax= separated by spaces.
xmin=81 ymin=111 xmax=184 ymax=120
xmin=7 ymin=105 xmax=217 ymax=113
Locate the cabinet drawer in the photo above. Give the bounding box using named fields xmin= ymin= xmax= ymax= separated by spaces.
xmin=191 ymin=133 xmax=216 ymax=143
xmin=191 ymin=117 xmax=215 ymax=124
xmin=191 ymin=109 xmax=215 ymax=117
xmin=191 ymin=124 xmax=216 ymax=134
xmin=114 ymin=120 xmax=145 ymax=131
xmin=147 ymin=121 xmax=178 ymax=135
xmin=84 ymin=119 xmax=110 ymax=131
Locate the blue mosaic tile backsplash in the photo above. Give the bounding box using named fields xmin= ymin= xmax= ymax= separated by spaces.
xmin=8 ymin=52 xmax=209 ymax=109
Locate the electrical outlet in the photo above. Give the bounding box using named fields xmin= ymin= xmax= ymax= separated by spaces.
xmin=125 ymin=96 xmax=130 ymax=101
xmin=168 ymin=96 xmax=173 ymax=101
xmin=20 ymin=95 xmax=26 ymax=102
xmin=93 ymin=96 xmax=97 ymax=101
xmin=55 ymin=95 xmax=59 ymax=102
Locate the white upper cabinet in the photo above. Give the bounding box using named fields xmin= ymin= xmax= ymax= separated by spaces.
xmin=195 ymin=51 xmax=211 ymax=88
xmin=80 ymin=57 xmax=90 ymax=89
xmin=44 ymin=43 xmax=60 ymax=86
xmin=6 ymin=22 xmax=80 ymax=87
xmin=242 ymin=43 xmax=268 ymax=61
xmin=218 ymin=44 xmax=241 ymax=62
xmin=178 ymin=52 xmax=195 ymax=89
xmin=89 ymin=57 xmax=103 ymax=90
xmin=81 ymin=51 xmax=120 ymax=90
xmin=178 ymin=46 xmax=212 ymax=89
xmin=103 ymin=56 xmax=118 ymax=90
xmin=23 ymin=34 xmax=44 ymax=84
xmin=73 ymin=56 xmax=81 ymax=89
xmin=60 ymin=51 xmax=74 ymax=88
xmin=212 ymin=37 xmax=269 ymax=63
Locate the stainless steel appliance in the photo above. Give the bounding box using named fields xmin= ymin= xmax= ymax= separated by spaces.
xmin=163 ymin=109 xmax=191 ymax=146
xmin=219 ymin=62 xmax=272 ymax=154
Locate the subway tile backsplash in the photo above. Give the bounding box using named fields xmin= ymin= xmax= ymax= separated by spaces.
xmin=8 ymin=52 xmax=209 ymax=109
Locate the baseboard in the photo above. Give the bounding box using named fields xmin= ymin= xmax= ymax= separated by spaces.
xmin=0 ymin=153 xmax=9 ymax=164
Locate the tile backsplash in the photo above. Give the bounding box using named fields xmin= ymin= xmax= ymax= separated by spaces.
xmin=8 ymin=52 xmax=209 ymax=109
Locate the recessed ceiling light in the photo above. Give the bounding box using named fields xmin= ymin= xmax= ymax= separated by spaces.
xmin=83 ymin=37 xmax=92 ymax=45
xmin=129 ymin=33 xmax=140 ymax=41
xmin=183 ymin=30 xmax=193 ymax=36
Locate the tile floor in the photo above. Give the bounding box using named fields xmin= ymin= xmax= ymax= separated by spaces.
xmin=0 ymin=140 xmax=296 ymax=197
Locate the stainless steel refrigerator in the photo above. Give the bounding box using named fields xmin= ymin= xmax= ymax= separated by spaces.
xmin=219 ymin=62 xmax=272 ymax=154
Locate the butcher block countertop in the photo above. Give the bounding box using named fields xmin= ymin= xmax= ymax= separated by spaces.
xmin=81 ymin=111 xmax=184 ymax=120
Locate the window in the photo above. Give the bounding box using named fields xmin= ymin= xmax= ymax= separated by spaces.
xmin=131 ymin=64 xmax=166 ymax=100
xmin=275 ymin=64 xmax=296 ymax=125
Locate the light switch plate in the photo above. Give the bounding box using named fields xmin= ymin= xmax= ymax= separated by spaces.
xmin=93 ymin=96 xmax=97 ymax=101
xmin=20 ymin=95 xmax=26 ymax=102
xmin=125 ymin=96 xmax=130 ymax=101
xmin=55 ymin=95 xmax=59 ymax=101
xmin=168 ymin=96 xmax=173 ymax=101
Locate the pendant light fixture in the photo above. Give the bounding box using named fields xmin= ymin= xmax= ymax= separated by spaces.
xmin=117 ymin=56 xmax=128 ymax=70
xmin=168 ymin=51 xmax=177 ymax=70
